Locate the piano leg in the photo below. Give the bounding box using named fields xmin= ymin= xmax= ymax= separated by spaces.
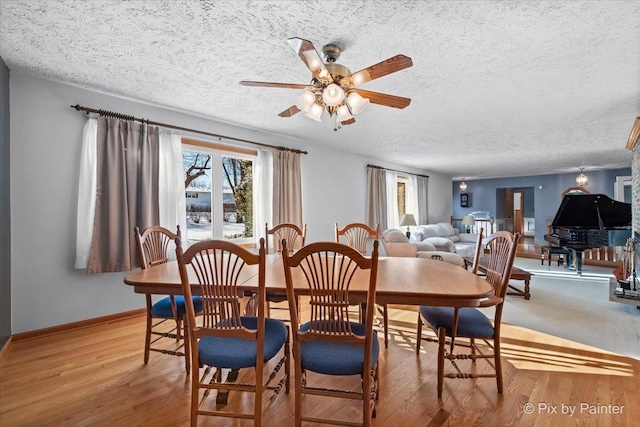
xmin=566 ymin=248 xmax=583 ymax=275
xmin=575 ymin=249 xmax=584 ymax=275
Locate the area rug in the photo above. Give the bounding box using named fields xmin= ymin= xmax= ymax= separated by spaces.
xmin=490 ymin=257 xmax=640 ymax=360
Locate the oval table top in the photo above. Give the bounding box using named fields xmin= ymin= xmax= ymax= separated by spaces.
xmin=124 ymin=255 xmax=494 ymax=308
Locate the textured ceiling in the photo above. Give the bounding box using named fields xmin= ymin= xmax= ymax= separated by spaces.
xmin=1 ymin=0 xmax=639 ymax=179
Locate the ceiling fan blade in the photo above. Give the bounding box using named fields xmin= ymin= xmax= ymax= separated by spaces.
xmin=287 ymin=37 xmax=330 ymax=81
xmin=351 ymin=89 xmax=411 ymax=109
xmin=341 ymin=118 xmax=356 ymax=126
xmin=278 ymin=105 xmax=301 ymax=117
xmin=240 ymin=81 xmax=310 ymax=90
xmin=339 ymin=54 xmax=413 ymax=87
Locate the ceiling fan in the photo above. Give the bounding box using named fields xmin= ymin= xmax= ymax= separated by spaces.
xmin=240 ymin=37 xmax=413 ymax=130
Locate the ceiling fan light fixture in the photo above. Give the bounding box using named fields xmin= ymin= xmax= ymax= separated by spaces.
xmin=347 ymin=92 xmax=370 ymax=115
xmin=305 ymin=103 xmax=324 ymax=121
xmin=337 ymin=104 xmax=353 ymax=122
xmin=295 ymin=90 xmax=315 ymax=112
xmin=243 ymin=38 xmax=414 ymax=130
xmin=322 ymin=83 xmax=345 ymax=107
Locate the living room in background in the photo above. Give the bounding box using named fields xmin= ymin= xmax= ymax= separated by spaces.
xmin=182 ymin=139 xmax=256 ymax=246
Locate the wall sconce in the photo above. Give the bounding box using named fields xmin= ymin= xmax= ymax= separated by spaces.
xmin=459 ymin=179 xmax=467 ymax=192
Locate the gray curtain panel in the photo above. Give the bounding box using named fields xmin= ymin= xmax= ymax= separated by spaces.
xmin=88 ymin=117 xmax=160 ymax=274
xmin=417 ymin=175 xmax=429 ymax=225
xmin=272 ymin=149 xmax=303 ymax=227
xmin=366 ymin=167 xmax=387 ymax=229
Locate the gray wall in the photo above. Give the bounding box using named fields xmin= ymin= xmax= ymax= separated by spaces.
xmin=0 ymin=57 xmax=10 ymax=347
xmin=452 ymin=168 xmax=632 ymax=243
xmin=9 ymin=72 xmax=452 ymax=333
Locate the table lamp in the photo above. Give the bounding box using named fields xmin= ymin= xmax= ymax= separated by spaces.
xmin=462 ymin=214 xmax=475 ymax=233
xmin=399 ymin=214 xmax=417 ymax=238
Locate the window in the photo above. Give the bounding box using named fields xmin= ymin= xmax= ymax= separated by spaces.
xmin=396 ymin=176 xmax=408 ymax=221
xmin=182 ymin=139 xmax=256 ymax=245
xmin=396 ymin=182 xmax=406 ymax=219
xmin=387 ymin=172 xmax=418 ymax=229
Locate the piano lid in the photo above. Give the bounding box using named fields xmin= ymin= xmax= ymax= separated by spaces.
xmin=550 ymin=194 xmax=631 ymax=230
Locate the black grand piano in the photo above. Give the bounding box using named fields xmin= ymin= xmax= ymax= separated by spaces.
xmin=544 ymin=194 xmax=632 ymax=274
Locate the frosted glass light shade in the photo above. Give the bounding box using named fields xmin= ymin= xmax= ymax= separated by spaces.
xmin=576 ymin=169 xmax=588 ymax=186
xmin=305 ymin=103 xmax=323 ymax=121
xmin=336 ymin=104 xmax=353 ymax=122
xmin=347 ymin=92 xmax=370 ymax=115
xmin=295 ymin=90 xmax=315 ymax=113
xmin=322 ymin=83 xmax=345 ymax=107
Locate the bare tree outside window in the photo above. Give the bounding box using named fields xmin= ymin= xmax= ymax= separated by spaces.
xmin=223 ymin=158 xmax=253 ymax=237
xmin=182 ymin=150 xmax=254 ymax=242
xmin=183 ymin=152 xmax=211 ymax=189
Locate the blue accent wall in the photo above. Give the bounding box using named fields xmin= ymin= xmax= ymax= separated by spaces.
xmin=452 ymin=168 xmax=631 ymax=244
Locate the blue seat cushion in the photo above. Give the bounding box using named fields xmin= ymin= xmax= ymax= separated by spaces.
xmin=198 ymin=317 xmax=288 ymax=370
xmin=150 ymin=296 xmax=202 ymax=319
xmin=419 ymin=306 xmax=494 ymax=338
xmin=298 ymin=321 xmax=379 ymax=376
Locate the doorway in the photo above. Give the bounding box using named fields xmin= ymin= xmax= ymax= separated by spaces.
xmin=497 ymin=187 xmax=535 ymax=237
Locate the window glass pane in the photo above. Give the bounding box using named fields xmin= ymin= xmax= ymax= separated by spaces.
xmin=397 ymin=182 xmax=406 ymax=219
xmin=222 ymin=157 xmax=254 ymax=239
xmin=624 ymin=184 xmax=632 ymax=204
xmin=183 ymin=150 xmax=212 ymax=244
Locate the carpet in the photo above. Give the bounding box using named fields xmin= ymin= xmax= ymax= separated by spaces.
xmin=481 ymin=257 xmax=640 ymax=360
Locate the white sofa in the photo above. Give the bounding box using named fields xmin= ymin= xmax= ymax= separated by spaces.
xmin=410 ymin=222 xmax=479 ymax=258
xmin=380 ymin=229 xmax=465 ymax=267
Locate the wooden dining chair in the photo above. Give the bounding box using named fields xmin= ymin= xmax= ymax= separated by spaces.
xmin=416 ymin=231 xmax=519 ymax=397
xmin=265 ymin=222 xmax=307 ymax=318
xmin=282 ymin=240 xmax=380 ymax=427
xmin=134 ymin=225 xmax=202 ymax=372
xmin=335 ymin=223 xmax=389 ymax=347
xmin=175 ymin=237 xmax=290 ymax=426
xmin=467 ymin=227 xmax=485 ymax=275
xmin=335 ymin=223 xmax=380 ymax=255
xmin=266 ymin=222 xmax=307 ymax=254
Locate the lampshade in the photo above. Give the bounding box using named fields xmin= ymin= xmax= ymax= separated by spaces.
xmin=295 ymin=90 xmax=316 ymax=113
xmin=305 ymin=103 xmax=323 ymax=121
xmin=322 ymin=83 xmax=345 ymax=107
xmin=576 ymin=168 xmax=588 ymax=186
xmin=336 ymin=104 xmax=353 ymax=122
xmin=399 ymin=214 xmax=417 ymax=227
xmin=459 ymin=180 xmax=467 ymax=192
xmin=347 ymin=92 xmax=370 ymax=115
xmin=462 ymin=215 xmax=475 ymax=226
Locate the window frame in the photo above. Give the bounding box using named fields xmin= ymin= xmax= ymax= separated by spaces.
xmin=182 ymin=138 xmax=257 ymax=245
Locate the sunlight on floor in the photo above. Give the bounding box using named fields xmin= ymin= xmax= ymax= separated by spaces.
xmin=385 ymin=307 xmax=636 ymax=378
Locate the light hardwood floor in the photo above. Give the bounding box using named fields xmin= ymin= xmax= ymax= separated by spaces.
xmin=1 ymin=303 xmax=638 ymax=426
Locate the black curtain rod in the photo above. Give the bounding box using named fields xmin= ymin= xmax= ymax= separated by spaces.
xmin=367 ymin=164 xmax=429 ymax=178
xmin=70 ymin=104 xmax=308 ymax=155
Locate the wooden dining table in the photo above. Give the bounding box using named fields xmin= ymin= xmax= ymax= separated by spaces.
xmin=124 ymin=254 xmax=493 ymax=404
xmin=124 ymin=255 xmax=494 ymax=308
